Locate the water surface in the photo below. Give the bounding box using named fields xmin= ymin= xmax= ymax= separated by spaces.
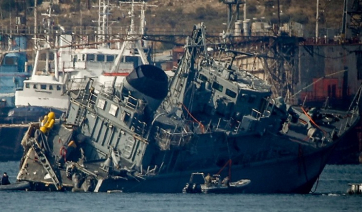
xmin=1 ymin=161 xmax=362 ymax=212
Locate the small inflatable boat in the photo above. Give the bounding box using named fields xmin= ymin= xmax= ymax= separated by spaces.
xmin=0 ymin=181 xmax=31 ymax=191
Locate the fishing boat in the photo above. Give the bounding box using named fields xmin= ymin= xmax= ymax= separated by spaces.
xmin=15 ymin=23 xmax=361 ymax=193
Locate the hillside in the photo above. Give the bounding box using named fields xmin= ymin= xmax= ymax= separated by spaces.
xmin=0 ymin=0 xmax=346 ymax=38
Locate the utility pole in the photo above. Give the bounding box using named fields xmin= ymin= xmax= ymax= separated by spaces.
xmin=244 ymin=0 xmax=246 ymax=21
xmin=277 ymin=0 xmax=280 ymax=28
xmin=34 ymin=0 xmax=37 ymax=41
xmin=316 ymin=0 xmax=319 ymax=40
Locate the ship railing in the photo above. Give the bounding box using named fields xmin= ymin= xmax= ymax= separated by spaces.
xmin=251 ymin=109 xmax=262 ymax=120
xmin=87 ymin=92 xmax=97 ymax=109
xmin=131 ymin=117 xmax=147 ymax=136
xmin=67 ymin=78 xmax=89 ymax=91
xmin=234 ymin=120 xmax=241 ymax=133
xmin=125 ymin=94 xmax=139 ymax=110
xmin=156 ymin=128 xmax=193 ymax=150
xmin=340 ymin=112 xmax=356 ymax=136
xmin=215 ymin=118 xmax=235 ymax=131
xmin=156 ymin=128 xmax=171 ymax=150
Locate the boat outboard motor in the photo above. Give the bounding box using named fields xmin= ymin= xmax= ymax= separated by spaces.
xmin=122 ymin=65 xmax=168 ymax=119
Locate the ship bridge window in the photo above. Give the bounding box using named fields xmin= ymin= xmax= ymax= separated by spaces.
xmin=33 ymin=84 xmax=37 ymax=89
xmin=4 ymin=57 xmax=18 ymax=65
xmin=86 ymin=54 xmax=95 ymax=61
xmin=109 ymin=104 xmax=118 ymax=116
xmin=25 ymin=83 xmax=30 ymax=88
xmin=226 ymin=88 xmax=236 ymax=98
xmin=212 ymin=82 xmax=223 ymax=92
xmin=97 ymin=99 xmax=106 ymax=110
xmin=97 ymin=54 xmax=105 ymax=62
xmin=106 ymin=55 xmax=115 ymax=62
xmin=57 ymin=85 xmax=61 ymax=91
xmin=40 ymin=84 xmax=46 ymax=90
xmin=49 ymin=85 xmax=53 ymax=90
xmin=199 ymin=74 xmax=208 ymax=82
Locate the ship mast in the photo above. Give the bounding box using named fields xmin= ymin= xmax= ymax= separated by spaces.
xmin=161 ymin=23 xmax=207 ymax=114
xmin=32 ymin=0 xmax=59 ymax=80
xmin=109 ymin=0 xmax=149 ymax=78
xmin=96 ymin=0 xmax=110 ymax=48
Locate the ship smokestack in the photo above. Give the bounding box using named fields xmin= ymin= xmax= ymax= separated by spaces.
xmin=122 ymin=65 xmax=168 ymax=116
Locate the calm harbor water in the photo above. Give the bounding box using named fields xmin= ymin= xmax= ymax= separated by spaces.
xmin=1 ymin=161 xmax=362 ymax=212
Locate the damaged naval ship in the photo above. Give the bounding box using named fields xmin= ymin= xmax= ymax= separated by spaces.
xmin=15 ymin=23 xmax=362 ymax=193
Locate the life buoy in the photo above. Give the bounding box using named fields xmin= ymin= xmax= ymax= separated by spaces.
xmin=40 ymin=112 xmax=56 ymax=133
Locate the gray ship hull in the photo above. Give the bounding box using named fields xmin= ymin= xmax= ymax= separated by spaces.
xmin=94 ymin=134 xmax=335 ymax=193
xmin=16 ymin=122 xmax=340 ymax=193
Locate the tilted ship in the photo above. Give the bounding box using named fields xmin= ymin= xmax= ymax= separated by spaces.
xmin=15 ymin=23 xmax=362 ymax=193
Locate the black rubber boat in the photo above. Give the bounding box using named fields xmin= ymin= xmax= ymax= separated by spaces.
xmin=0 ymin=181 xmax=30 ymax=191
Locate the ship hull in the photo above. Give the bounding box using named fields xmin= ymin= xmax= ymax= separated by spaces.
xmin=95 ymin=138 xmax=334 ymax=193
xmin=22 ymin=147 xmax=331 ymax=193
xmin=17 ymin=125 xmax=339 ymax=193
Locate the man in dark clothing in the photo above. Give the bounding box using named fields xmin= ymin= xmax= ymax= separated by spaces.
xmin=1 ymin=172 xmax=10 ymax=185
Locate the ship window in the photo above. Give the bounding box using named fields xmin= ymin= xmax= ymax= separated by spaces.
xmin=49 ymin=85 xmax=53 ymax=90
xmin=125 ymin=56 xmax=139 ymax=68
xmin=25 ymin=83 xmax=30 ymax=88
xmin=106 ymin=55 xmax=115 ymax=62
xmin=226 ymin=88 xmax=236 ymax=98
xmin=212 ymin=82 xmax=223 ymax=92
xmin=97 ymin=54 xmax=105 ymax=62
xmin=57 ymin=85 xmax=61 ymax=91
xmin=109 ymin=104 xmax=118 ymax=116
xmin=40 ymin=84 xmax=46 ymax=90
xmin=199 ymin=74 xmax=208 ymax=82
xmin=4 ymin=57 xmax=17 ymax=65
xmin=97 ymin=99 xmax=106 ymax=110
xmin=33 ymin=84 xmax=37 ymax=89
xmin=86 ymin=54 xmax=95 ymax=61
